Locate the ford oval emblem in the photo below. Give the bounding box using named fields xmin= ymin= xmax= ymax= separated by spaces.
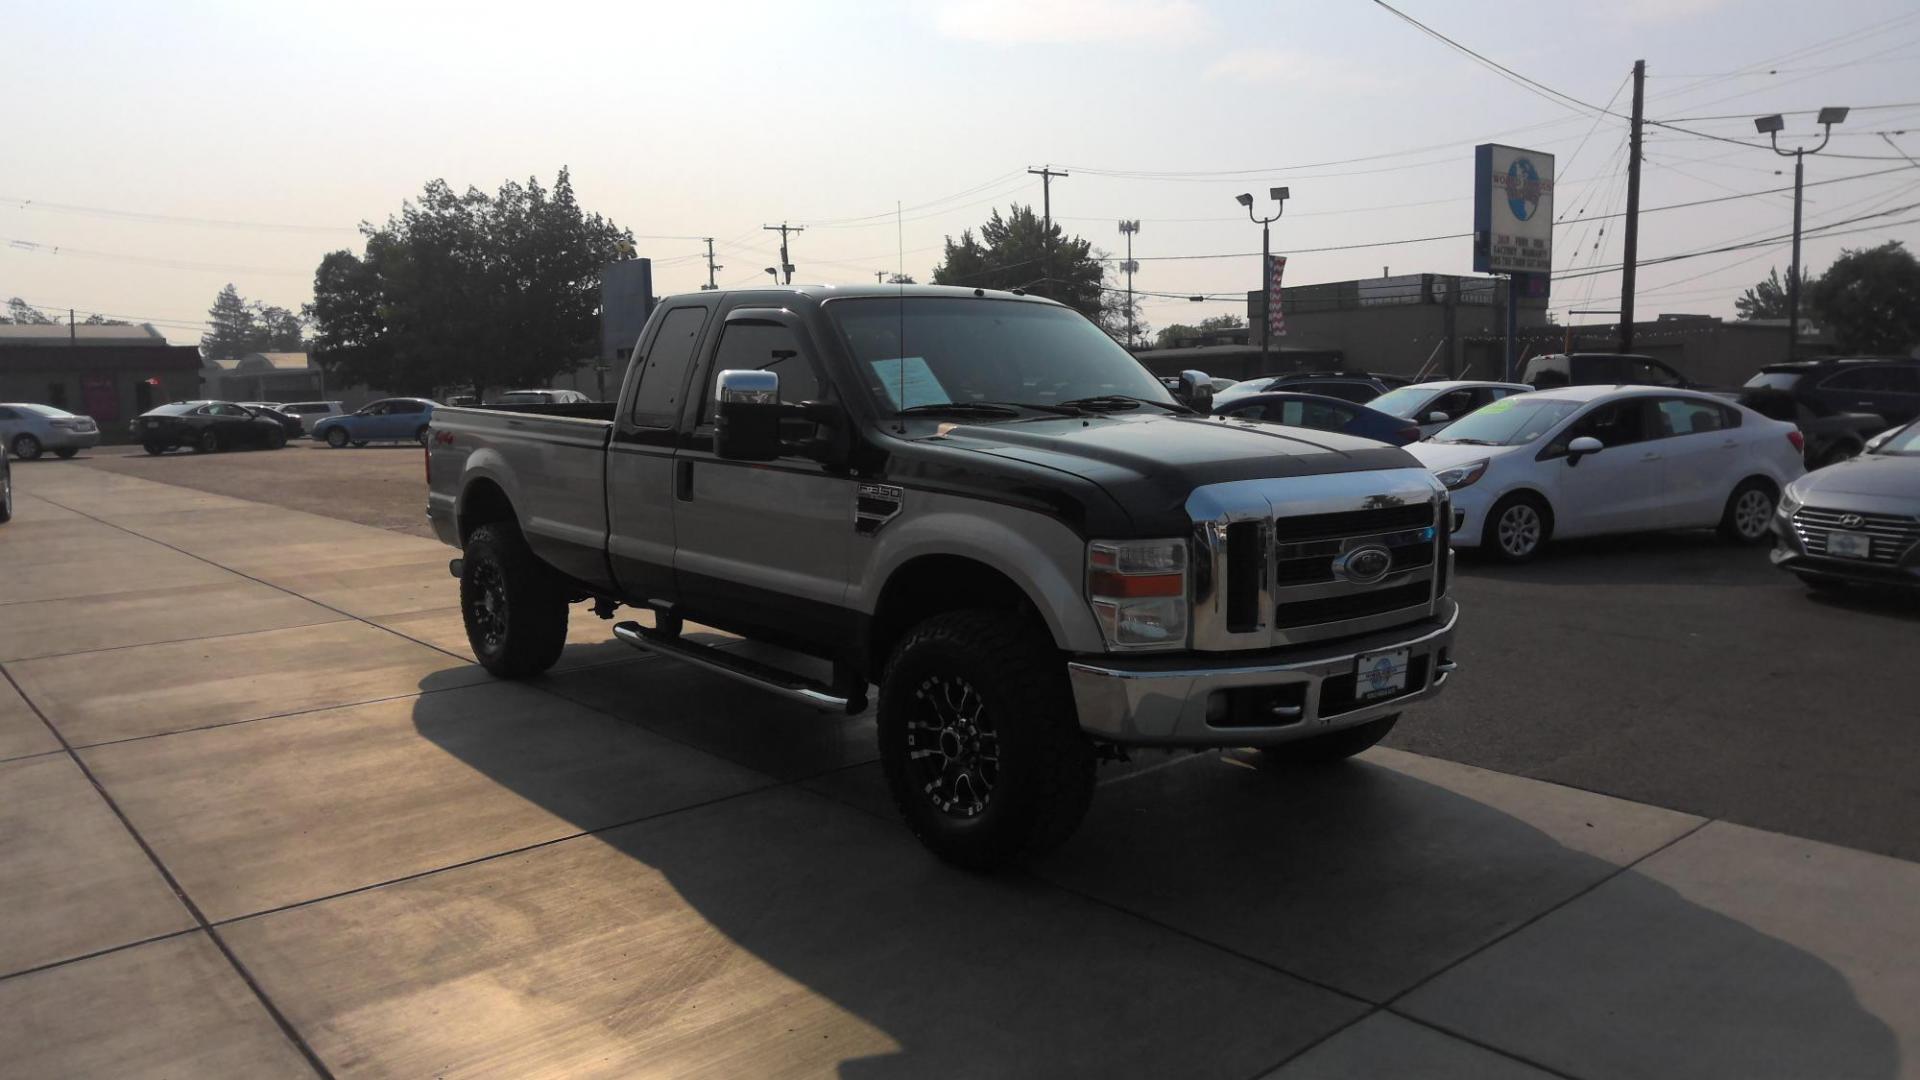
xmin=1337 ymin=545 xmax=1394 ymax=585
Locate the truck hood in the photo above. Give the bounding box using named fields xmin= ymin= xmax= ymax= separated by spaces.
xmin=902 ymin=411 xmax=1418 ymax=537
xmin=1791 ymin=454 xmax=1920 ymax=499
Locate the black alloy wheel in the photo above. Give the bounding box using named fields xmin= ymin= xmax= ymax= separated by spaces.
xmin=907 ymin=673 xmax=1001 ymax=820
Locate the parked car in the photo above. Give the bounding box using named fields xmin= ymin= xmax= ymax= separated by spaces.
xmin=1408 ymin=386 xmax=1805 ymax=563
xmin=311 ymin=398 xmax=438 ymax=447
xmin=1 ymin=403 xmax=102 ymax=460
xmin=0 ymin=451 xmax=11 ymax=524
xmin=1772 ymin=417 xmax=1920 ymax=593
xmin=131 ymin=401 xmax=290 ymax=454
xmin=1213 ymin=371 xmax=1396 ymax=406
xmin=427 ymin=284 xmax=1459 ymax=867
xmin=240 ymin=404 xmax=306 ymax=439
xmin=1731 ymin=387 xmax=1882 ymax=470
xmin=1744 ymin=357 xmax=1920 ymax=433
xmin=273 ymin=401 xmax=345 ymax=434
xmin=493 ymin=388 xmax=592 ymax=405
xmin=1367 ymin=380 xmax=1533 ymax=438
xmin=1212 ymin=391 xmax=1423 ymax=446
xmin=1520 ymin=352 xmax=1702 ymax=390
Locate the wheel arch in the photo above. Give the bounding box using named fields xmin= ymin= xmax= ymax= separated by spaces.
xmin=458 ymin=476 xmax=517 ymax=545
xmin=865 ymin=554 xmax=1052 ymax=679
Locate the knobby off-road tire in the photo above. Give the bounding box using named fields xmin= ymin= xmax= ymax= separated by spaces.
xmin=1258 ymin=713 xmax=1400 ymax=770
xmin=878 ymin=609 xmax=1096 ymax=870
xmin=461 ymin=523 xmax=568 ymax=678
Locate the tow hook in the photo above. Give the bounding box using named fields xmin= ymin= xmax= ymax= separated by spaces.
xmin=448 ymin=558 xmax=464 ymax=579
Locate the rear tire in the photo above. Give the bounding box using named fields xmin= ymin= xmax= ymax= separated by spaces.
xmin=1718 ymin=478 xmax=1776 ymax=544
xmin=54 ymin=447 xmax=78 ymax=460
xmin=1485 ymin=492 xmax=1551 ymax=564
xmin=1258 ymin=714 xmax=1399 ymax=769
xmin=460 ymin=523 xmax=569 ymax=678
xmin=878 ymin=609 xmax=1095 ymax=870
xmin=143 ymin=442 xmax=167 ymax=456
xmin=10 ymin=434 xmax=41 ymax=461
xmin=352 ymin=440 xmax=368 ymax=448
xmin=266 ymin=428 xmax=287 ymax=449
xmin=416 ymin=425 xmax=431 ymax=447
xmin=325 ymin=428 xmax=349 ymax=448
xmin=195 ymin=429 xmax=220 ymax=454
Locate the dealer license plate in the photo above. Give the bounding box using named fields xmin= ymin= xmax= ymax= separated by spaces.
xmin=1827 ymin=530 xmax=1872 ymax=559
xmin=1354 ymin=648 xmax=1410 ymax=700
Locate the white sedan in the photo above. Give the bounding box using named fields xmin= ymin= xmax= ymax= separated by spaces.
xmin=1368 ymin=380 xmax=1533 ymax=437
xmin=1408 ymin=385 xmax=1806 ymax=562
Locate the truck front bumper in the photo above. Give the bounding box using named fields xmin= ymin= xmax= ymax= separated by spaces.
xmin=1067 ymin=599 xmax=1457 ymax=748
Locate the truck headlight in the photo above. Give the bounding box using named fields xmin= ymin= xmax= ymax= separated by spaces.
xmin=1433 ymin=459 xmax=1489 ymax=490
xmin=1087 ymin=539 xmax=1188 ymax=650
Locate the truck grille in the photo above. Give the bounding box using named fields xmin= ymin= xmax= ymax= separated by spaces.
xmin=1193 ymin=473 xmax=1448 ymax=650
xmin=1792 ymin=507 xmax=1920 ymax=564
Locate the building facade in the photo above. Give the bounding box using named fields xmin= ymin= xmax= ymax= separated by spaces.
xmin=0 ymin=324 xmax=203 ymax=438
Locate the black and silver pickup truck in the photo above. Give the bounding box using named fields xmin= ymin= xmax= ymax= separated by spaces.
xmin=426 ymin=284 xmax=1459 ymax=867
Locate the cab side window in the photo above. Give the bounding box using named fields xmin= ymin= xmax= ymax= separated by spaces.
xmin=630 ymin=306 xmax=710 ymax=428
xmin=1650 ymin=397 xmax=1727 ymax=438
xmin=1548 ymin=399 xmax=1648 ymax=456
xmin=1430 ymin=389 xmax=1477 ymax=419
xmin=703 ymin=321 xmax=826 ymax=445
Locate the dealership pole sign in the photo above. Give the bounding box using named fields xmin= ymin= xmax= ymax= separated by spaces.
xmin=1474 ymin=144 xmax=1554 ymax=275
xmin=1268 ymin=255 xmax=1287 ymax=338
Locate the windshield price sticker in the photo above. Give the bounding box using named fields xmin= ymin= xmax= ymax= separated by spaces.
xmin=871 ymin=357 xmax=952 ymax=409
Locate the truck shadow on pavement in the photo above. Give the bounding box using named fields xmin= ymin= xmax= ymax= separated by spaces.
xmin=403 ymin=668 xmax=1901 ymax=1080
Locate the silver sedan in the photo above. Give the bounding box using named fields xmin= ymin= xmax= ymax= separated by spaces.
xmin=0 ymin=403 xmax=102 ymax=460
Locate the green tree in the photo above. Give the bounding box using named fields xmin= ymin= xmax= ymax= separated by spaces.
xmin=306 ymin=168 xmax=631 ymax=398
xmin=80 ymin=313 xmax=129 ymax=326
xmin=1806 ymin=241 xmax=1920 ymax=354
xmin=1155 ymin=313 xmax=1245 ymax=347
xmin=202 ymin=284 xmax=257 ymax=359
xmin=2 ymin=297 xmax=56 ymax=324
xmin=932 ymin=205 xmax=1108 ymax=326
xmin=1735 ymin=266 xmax=1814 ymax=321
xmin=886 ymin=273 xmax=916 ymax=284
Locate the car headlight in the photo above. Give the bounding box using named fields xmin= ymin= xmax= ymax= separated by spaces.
xmin=1087 ymin=539 xmax=1188 ymax=651
xmin=1433 ymin=458 xmax=1489 ymax=490
xmin=1778 ymin=485 xmax=1803 ymax=516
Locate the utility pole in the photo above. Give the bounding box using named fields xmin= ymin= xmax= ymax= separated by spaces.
xmin=762 ymin=222 xmax=803 ymax=284
xmin=1618 ymin=59 xmax=1646 ymax=353
xmin=1118 ymin=220 xmax=1140 ymax=347
xmin=701 ymin=238 xmax=722 ymax=290
xmin=875 ymin=271 xmax=887 ymax=284
xmin=1028 ymin=166 xmax=1068 ymax=291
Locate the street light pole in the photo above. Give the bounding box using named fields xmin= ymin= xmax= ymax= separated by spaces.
xmin=1755 ymin=107 xmax=1846 ymax=360
xmin=1237 ymin=188 xmax=1289 ymax=371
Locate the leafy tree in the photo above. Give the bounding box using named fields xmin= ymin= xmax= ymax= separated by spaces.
xmin=306 ymin=168 xmax=632 ymax=398
xmin=81 ymin=313 xmax=129 ymax=325
xmin=886 ymin=273 xmax=916 ymax=284
xmin=1735 ymin=266 xmax=1814 ymax=321
xmin=2 ymin=297 xmax=56 ymax=324
xmin=932 ymin=205 xmax=1108 ymax=327
xmin=1806 ymin=241 xmax=1920 ymax=354
xmin=201 ymin=285 xmax=306 ymax=359
xmin=1155 ymin=313 xmax=1245 ymax=347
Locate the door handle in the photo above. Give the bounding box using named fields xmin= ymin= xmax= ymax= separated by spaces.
xmin=1639 ymin=452 xmax=1662 ymax=462
xmin=675 ymin=459 xmax=694 ymax=502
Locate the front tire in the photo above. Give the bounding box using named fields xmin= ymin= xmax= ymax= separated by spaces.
xmin=1258 ymin=714 xmax=1399 ymax=769
xmin=325 ymin=428 xmax=349 ymax=448
xmin=266 ymin=428 xmax=287 ymax=449
xmin=54 ymin=447 xmax=78 ymax=459
xmin=460 ymin=523 xmax=569 ymax=678
xmin=1486 ymin=492 xmax=1551 ymax=564
xmin=143 ymin=441 xmax=167 ymax=456
xmin=10 ymin=434 xmax=41 ymax=461
xmin=1718 ymin=478 xmax=1776 ymax=544
xmin=195 ymin=430 xmax=221 ymax=454
xmin=878 ymin=609 xmax=1095 ymax=870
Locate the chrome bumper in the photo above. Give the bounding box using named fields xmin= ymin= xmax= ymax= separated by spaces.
xmin=1067 ymin=599 xmax=1458 ymax=748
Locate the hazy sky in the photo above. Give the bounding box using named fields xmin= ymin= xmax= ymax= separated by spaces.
xmin=4 ymin=0 xmax=1917 ymax=347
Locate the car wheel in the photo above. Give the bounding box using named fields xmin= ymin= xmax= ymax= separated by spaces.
xmin=416 ymin=425 xmax=431 ymax=447
xmin=352 ymin=440 xmax=369 ymax=448
xmin=325 ymin=428 xmax=349 ymax=448
xmin=196 ymin=429 xmax=221 ymax=454
xmin=10 ymin=433 xmax=42 ymax=461
xmin=267 ymin=428 xmax=287 ymax=449
xmin=54 ymin=447 xmax=78 ymax=459
xmin=878 ymin=609 xmax=1096 ymax=870
xmin=1718 ymin=478 xmax=1776 ymax=544
xmin=1257 ymin=714 xmax=1400 ymax=769
xmin=461 ymin=523 xmax=569 ymax=678
xmin=0 ymin=463 xmax=11 ymax=524
xmin=143 ymin=441 xmax=167 ymax=456
xmin=1486 ymin=492 xmax=1551 ymax=564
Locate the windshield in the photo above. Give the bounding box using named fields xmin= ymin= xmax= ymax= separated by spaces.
xmin=1745 ymin=371 xmax=1803 ymax=391
xmin=829 ymin=298 xmax=1173 ymax=415
xmin=1873 ymin=421 xmax=1920 ymax=456
xmin=145 ymin=402 xmax=203 ymax=416
xmin=1430 ymin=397 xmax=1582 ymax=446
xmin=1366 ymin=385 xmax=1436 ymax=419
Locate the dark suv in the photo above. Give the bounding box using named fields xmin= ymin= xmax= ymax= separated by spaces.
xmin=1214 ymin=371 xmax=1393 ymax=405
xmin=1520 ymin=352 xmax=1700 ymax=389
xmin=1745 ymin=358 xmax=1920 ymax=432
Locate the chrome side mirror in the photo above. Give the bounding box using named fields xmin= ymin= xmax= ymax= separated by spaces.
xmin=1177 ymin=369 xmax=1215 ymax=414
xmin=714 ymin=369 xmax=782 ymax=461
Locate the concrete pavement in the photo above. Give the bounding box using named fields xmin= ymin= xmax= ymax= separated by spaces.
xmin=2 ymin=463 xmax=1915 ymax=1078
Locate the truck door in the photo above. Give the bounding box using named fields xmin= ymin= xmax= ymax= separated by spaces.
xmin=670 ymin=310 xmax=856 ymax=645
xmin=607 ymin=304 xmax=712 ymax=604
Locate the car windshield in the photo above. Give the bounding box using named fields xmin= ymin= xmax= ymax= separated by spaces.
xmin=828 ymin=297 xmax=1174 ymax=416
xmin=1366 ymin=385 xmax=1438 ymax=419
xmin=145 ymin=402 xmax=203 ymax=416
xmin=1872 ymin=422 xmax=1920 ymax=456
xmin=1429 ymin=397 xmax=1582 ymax=446
xmin=1745 ymin=371 xmax=1803 ymax=390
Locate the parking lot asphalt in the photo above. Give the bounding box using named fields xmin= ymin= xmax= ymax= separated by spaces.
xmin=73 ymin=441 xmax=1920 ymax=862
xmin=5 ymin=459 xmax=1918 ymax=1077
